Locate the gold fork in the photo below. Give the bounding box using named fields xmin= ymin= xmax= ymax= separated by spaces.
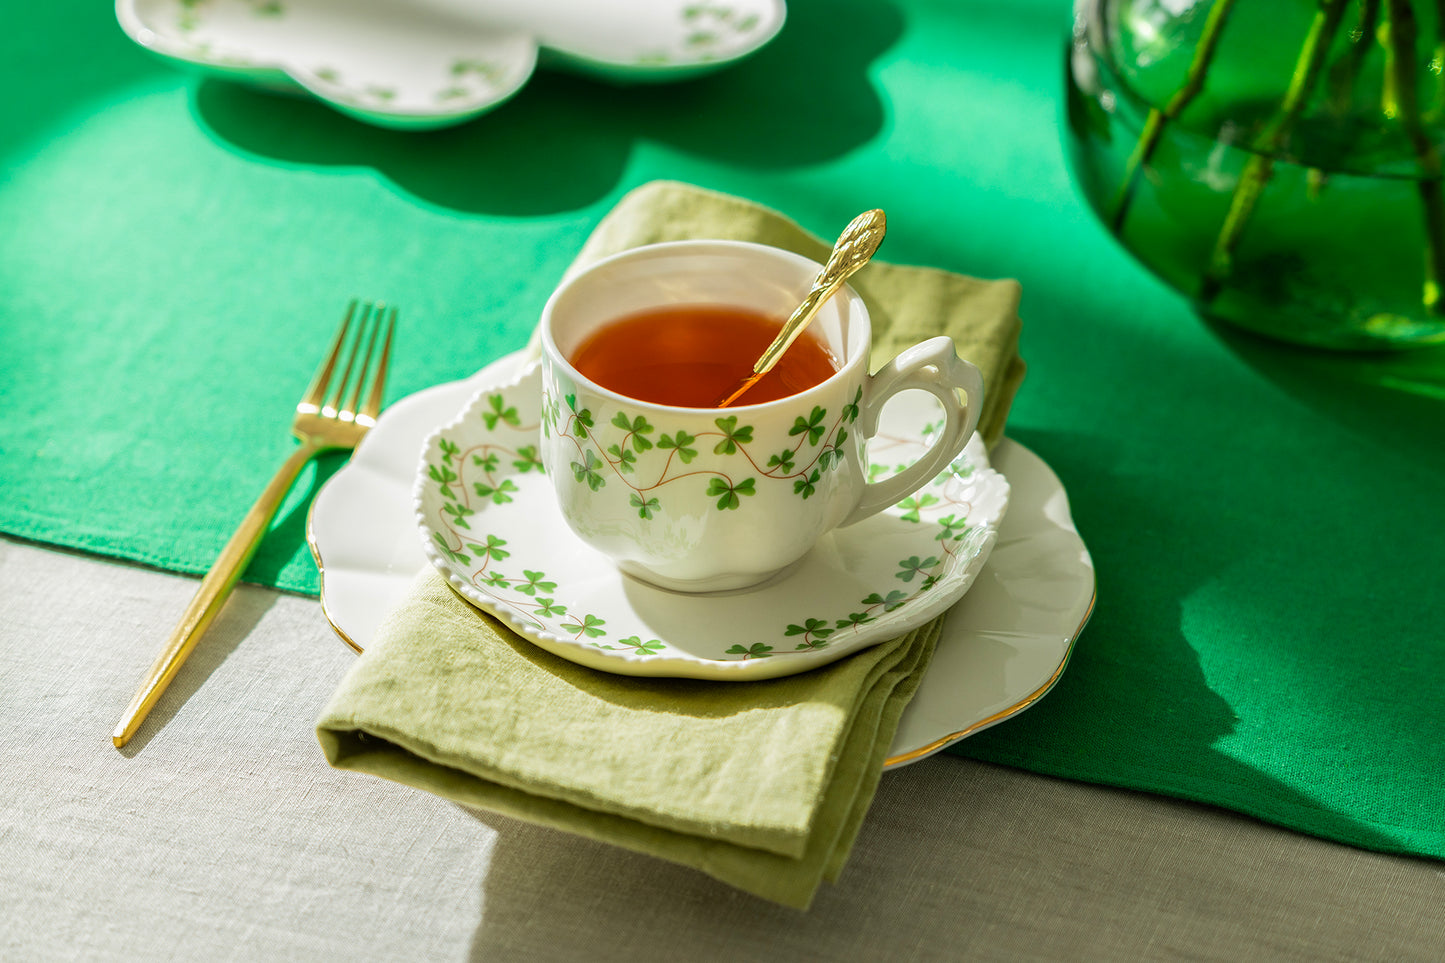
xmin=112 ymin=300 xmax=396 ymax=748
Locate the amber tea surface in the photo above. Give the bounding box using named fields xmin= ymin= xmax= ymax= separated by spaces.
xmin=569 ymin=305 xmax=840 ymax=407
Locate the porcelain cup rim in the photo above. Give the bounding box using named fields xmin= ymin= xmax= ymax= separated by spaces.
xmin=538 ymin=238 xmax=871 ymax=416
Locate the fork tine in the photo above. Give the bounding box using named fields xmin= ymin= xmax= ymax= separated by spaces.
xmin=342 ymin=308 xmax=383 ymax=420
xmin=358 ymin=306 xmax=396 ymax=427
xmin=301 ymin=300 xmax=358 ymax=412
xmin=325 ymin=302 xmax=376 ymax=417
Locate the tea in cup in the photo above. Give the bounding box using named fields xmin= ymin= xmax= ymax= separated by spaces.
xmin=539 ymin=240 xmax=983 ymax=592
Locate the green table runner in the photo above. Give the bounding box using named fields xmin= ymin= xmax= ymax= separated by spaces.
xmin=3 ymin=0 xmax=1442 ymax=864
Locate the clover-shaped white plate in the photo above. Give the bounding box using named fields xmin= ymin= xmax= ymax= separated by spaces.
xmin=117 ymin=0 xmax=786 ymax=129
xmin=413 ymin=362 xmax=1010 ymax=681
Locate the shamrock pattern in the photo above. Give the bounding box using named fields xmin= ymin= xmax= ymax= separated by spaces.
xmin=543 ymin=384 xmax=865 ymax=524
xmin=420 ymin=368 xmax=1006 ymax=670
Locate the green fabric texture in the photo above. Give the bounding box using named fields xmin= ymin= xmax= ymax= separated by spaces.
xmin=317 ymin=571 xmax=939 ymax=909
xmin=317 ymin=181 xmax=1023 ymax=907
xmin=5 ymin=0 xmax=1444 ymax=871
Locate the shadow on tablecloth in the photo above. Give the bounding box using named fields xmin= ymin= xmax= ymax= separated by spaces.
xmin=188 ymin=0 xmax=905 ymax=217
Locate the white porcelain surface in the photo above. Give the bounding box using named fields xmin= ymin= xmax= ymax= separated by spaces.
xmin=415 ymin=362 xmax=1007 ymax=680
xmin=535 ymin=240 xmax=983 ymax=592
xmin=116 ymin=0 xmax=786 ymax=129
xmin=309 ymin=351 xmax=1094 ymax=765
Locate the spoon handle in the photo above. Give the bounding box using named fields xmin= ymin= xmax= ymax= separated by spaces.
xmin=750 ymin=276 xmax=848 ymax=375
xmin=715 ymin=209 xmax=886 ymax=408
xmin=751 ymin=209 xmax=887 ymax=377
xmin=715 ymin=280 xmax=843 ymax=408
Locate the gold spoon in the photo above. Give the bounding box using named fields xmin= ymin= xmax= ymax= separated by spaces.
xmin=716 ymin=208 xmax=887 ymax=408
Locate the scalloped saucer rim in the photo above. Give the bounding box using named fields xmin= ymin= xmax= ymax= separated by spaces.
xmin=307 ymin=350 xmax=1096 ymax=767
xmin=413 ymin=361 xmax=1010 ymax=681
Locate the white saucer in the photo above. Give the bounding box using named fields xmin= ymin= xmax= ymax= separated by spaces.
xmin=308 ymin=350 xmax=1096 ymax=766
xmin=414 ymin=363 xmax=1010 ymax=681
xmin=116 ymin=0 xmax=786 ymax=130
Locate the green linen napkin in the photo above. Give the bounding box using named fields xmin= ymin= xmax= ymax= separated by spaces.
xmin=320 ymin=571 xmax=940 ymax=909
xmin=316 ymin=181 xmax=1026 ymax=908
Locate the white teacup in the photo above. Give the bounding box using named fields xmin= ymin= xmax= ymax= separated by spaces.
xmin=538 ymin=240 xmax=983 ymax=592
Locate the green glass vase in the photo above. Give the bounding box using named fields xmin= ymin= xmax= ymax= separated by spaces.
xmin=1066 ymin=0 xmax=1445 ymax=349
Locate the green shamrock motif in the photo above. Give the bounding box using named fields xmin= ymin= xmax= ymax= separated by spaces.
xmin=842 ymin=387 xmax=862 ymax=423
xmin=441 ymin=502 xmax=474 ymax=529
xmin=767 ymin=448 xmax=795 ymax=473
xmin=428 ymin=462 xmax=458 ymax=498
xmin=706 ymin=477 xmax=756 ymax=510
xmin=480 ymin=571 xmax=509 ymax=589
xmin=863 ymin=589 xmax=910 ymax=612
xmin=630 ymin=493 xmax=661 ymax=520
xmin=712 ymin=416 xmax=754 ymax=455
xmin=540 ymin=397 xmax=561 ymax=435
xmin=432 ymin=532 xmax=470 ymax=565
xmin=784 ymin=618 xmax=834 ymax=649
xmin=600 ymin=636 xmax=666 ymax=655
xmin=571 ymin=450 xmax=606 ymax=491
xmin=897 ymin=494 xmax=940 ymax=523
xmin=789 ymin=406 xmax=828 ymax=446
xmin=936 ymin=514 xmax=971 ymax=542
xmin=793 ymin=468 xmax=821 ymax=500
xmin=868 ymin=462 xmax=891 ymax=481
xmin=610 ymin=412 xmax=655 ymax=451
xmin=514 ymin=570 xmax=557 ymax=596
xmin=710 ymin=413 xmax=757 ymax=454
xmin=563 ymin=395 xmax=595 ymax=438
xmin=472 ymin=451 xmax=500 ymax=473
xmin=535 ymin=597 xmax=567 ymax=618
xmin=726 ymin=643 xmax=774 ymax=659
xmin=658 ymin=430 xmax=699 ymax=463
xmin=474 ymin=534 xmax=510 ymax=563
xmin=512 ymin=445 xmax=543 ymax=473
xmin=607 ymin=444 xmax=638 ymax=474
xmin=933 ymin=458 xmax=976 ymax=486
xmin=482 ymin=394 xmax=521 ymax=430
xmin=563 ymin=613 xmax=607 ymax=638
xmin=451 ymin=59 xmax=503 ymax=83
xmin=896 ymin=555 xmax=941 ymax=582
xmin=835 ymin=611 xmax=876 ymax=629
xmin=785 ymin=618 xmax=834 ymax=639
xmin=438 ymin=438 xmax=460 ymax=465
xmin=474 ymin=479 xmax=519 ymax=505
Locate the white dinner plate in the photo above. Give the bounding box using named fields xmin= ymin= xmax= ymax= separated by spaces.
xmin=308 ymin=350 xmax=1095 ymax=767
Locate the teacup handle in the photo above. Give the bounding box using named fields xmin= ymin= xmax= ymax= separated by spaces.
xmin=841 ymin=337 xmax=983 ymax=527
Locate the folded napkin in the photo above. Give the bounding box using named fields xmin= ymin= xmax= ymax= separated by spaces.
xmin=316 ymin=181 xmax=1025 ymax=908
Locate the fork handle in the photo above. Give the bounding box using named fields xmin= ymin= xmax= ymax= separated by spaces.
xmin=112 ymin=442 xmax=322 ymax=748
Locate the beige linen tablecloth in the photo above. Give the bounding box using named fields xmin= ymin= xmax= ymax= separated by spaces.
xmin=2 ymin=535 xmax=1441 ymax=960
